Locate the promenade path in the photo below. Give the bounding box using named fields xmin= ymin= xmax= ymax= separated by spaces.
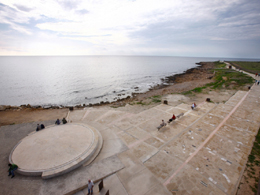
xmin=0 ymin=67 xmax=259 ymax=195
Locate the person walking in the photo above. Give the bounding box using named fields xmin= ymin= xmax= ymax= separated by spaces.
xmin=87 ymin=179 xmax=94 ymax=195
xmin=8 ymin=163 xmax=18 ymax=178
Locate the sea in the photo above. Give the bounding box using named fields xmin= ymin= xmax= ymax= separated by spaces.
xmin=0 ymin=56 xmax=258 ymax=107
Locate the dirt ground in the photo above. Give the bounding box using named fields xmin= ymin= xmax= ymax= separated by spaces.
xmin=0 ymin=108 xmax=69 ymax=126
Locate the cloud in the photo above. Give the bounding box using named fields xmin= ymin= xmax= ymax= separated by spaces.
xmin=75 ymin=9 xmax=89 ymax=15
xmin=0 ymin=0 xmax=259 ymax=57
xmin=14 ymin=4 xmax=33 ymax=12
xmin=57 ymin=0 xmax=79 ymax=11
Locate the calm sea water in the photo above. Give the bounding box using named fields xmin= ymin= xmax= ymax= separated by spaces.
xmin=0 ymin=56 xmax=258 ymax=106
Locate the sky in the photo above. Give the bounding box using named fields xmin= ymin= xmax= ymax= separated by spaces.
xmin=0 ymin=0 xmax=260 ymax=58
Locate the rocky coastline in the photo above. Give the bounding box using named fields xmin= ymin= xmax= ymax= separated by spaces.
xmin=0 ymin=62 xmax=215 ymax=111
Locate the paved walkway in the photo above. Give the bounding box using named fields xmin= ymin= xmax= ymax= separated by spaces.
xmin=1 ymin=67 xmax=259 ymax=195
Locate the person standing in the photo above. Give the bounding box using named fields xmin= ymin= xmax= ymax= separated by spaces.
xmin=8 ymin=163 xmax=18 ymax=178
xmin=87 ymin=179 xmax=94 ymax=195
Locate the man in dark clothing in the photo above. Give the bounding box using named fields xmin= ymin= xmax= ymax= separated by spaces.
xmin=40 ymin=124 xmax=45 ymax=129
xmin=62 ymin=118 xmax=67 ymax=124
xmin=55 ymin=119 xmax=60 ymax=125
xmin=8 ymin=163 xmax=18 ymax=178
xmin=36 ymin=124 xmax=41 ymax=131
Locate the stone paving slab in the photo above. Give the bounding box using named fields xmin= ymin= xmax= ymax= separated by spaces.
xmin=175 ymin=103 xmax=191 ymax=111
xmin=153 ymin=104 xmax=174 ymax=112
xmin=40 ymin=155 xmax=125 ymax=195
xmin=176 ymin=114 xmax=200 ymax=127
xmin=225 ymin=116 xmax=259 ymax=133
xmin=215 ymin=104 xmax=234 ymax=113
xmin=118 ymin=167 xmax=160 ymax=195
xmin=91 ymin=174 xmax=128 ymax=195
xmin=129 ymin=142 xmax=158 ymax=163
xmin=204 ymin=134 xmax=251 ymax=167
xmin=118 ymin=131 xmax=138 ymax=146
xmin=116 ymin=149 xmax=145 ymax=183
xmin=126 ymin=126 xmax=150 ymax=140
xmin=200 ymin=114 xmax=223 ymax=128
xmin=232 ymin=106 xmax=260 ymax=122
xmin=161 ymin=129 xmax=205 ymax=162
xmin=208 ymin=106 xmax=229 ymax=118
xmin=128 ymin=108 xmax=165 ymax=126
xmin=188 ymin=122 xmax=216 ymax=140
xmin=68 ymin=110 xmax=86 ymax=122
xmin=82 ymin=109 xmax=110 ymax=123
xmin=167 ymin=107 xmax=189 ymax=115
xmin=188 ymin=107 xmax=207 ymax=117
xmin=96 ymin=110 xmax=127 ymax=125
xmin=188 ymin=147 xmax=243 ymax=194
xmin=165 ymin=164 xmax=226 ymax=195
xmin=143 ymin=183 xmax=172 ymax=195
xmin=216 ymin=125 xmax=255 ymax=148
xmin=144 ymin=150 xmax=183 ymax=183
xmin=198 ymin=102 xmax=216 ymax=111
xmin=144 ymin=136 xmax=165 ymax=149
xmin=154 ymin=122 xmax=187 ymax=142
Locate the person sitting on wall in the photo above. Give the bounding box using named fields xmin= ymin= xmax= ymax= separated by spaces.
xmin=157 ymin=120 xmax=166 ymax=130
xmin=62 ymin=118 xmax=67 ymax=124
xmin=8 ymin=163 xmax=18 ymax=178
xmin=191 ymin=102 xmax=197 ymax=110
xmin=36 ymin=124 xmax=41 ymax=131
xmin=55 ymin=119 xmax=60 ymax=125
xmin=168 ymin=114 xmax=176 ymax=123
xmin=40 ymin=124 xmax=45 ymax=129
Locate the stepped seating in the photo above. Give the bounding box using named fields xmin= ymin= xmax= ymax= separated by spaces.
xmin=73 ymin=89 xmax=260 ymax=195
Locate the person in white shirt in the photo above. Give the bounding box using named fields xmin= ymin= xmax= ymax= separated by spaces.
xmin=87 ymin=179 xmax=94 ymax=195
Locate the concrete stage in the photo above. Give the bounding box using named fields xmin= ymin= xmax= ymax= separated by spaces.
xmin=9 ymin=123 xmax=102 ymax=179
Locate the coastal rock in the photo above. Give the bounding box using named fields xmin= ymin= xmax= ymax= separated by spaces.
xmin=43 ymin=105 xmax=52 ymax=109
xmin=0 ymin=105 xmax=6 ymax=111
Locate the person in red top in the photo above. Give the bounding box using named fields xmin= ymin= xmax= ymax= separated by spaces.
xmin=168 ymin=114 xmax=176 ymax=123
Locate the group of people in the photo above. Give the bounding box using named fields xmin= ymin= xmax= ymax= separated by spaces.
xmin=157 ymin=102 xmax=196 ymax=130
xmin=36 ymin=124 xmax=45 ymax=131
xmin=55 ymin=118 xmax=67 ymax=125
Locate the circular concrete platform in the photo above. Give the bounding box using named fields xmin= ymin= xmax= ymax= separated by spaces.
xmin=9 ymin=123 xmax=102 ymax=179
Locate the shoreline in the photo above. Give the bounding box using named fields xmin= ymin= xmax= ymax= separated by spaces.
xmin=0 ymin=61 xmax=215 ymax=111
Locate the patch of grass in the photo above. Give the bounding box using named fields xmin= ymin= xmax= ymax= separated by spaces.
xmin=229 ymin=61 xmax=260 ymax=73
xmin=243 ymin=128 xmax=260 ymax=193
xmin=152 ymin=95 xmax=161 ymax=98
xmin=214 ymin=61 xmax=226 ymax=68
xmin=9 ymin=123 xmax=15 ymax=125
xmin=192 ymin=86 xmax=207 ymax=93
xmin=152 ymin=99 xmax=161 ymax=103
xmin=182 ymin=90 xmax=192 ymax=95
